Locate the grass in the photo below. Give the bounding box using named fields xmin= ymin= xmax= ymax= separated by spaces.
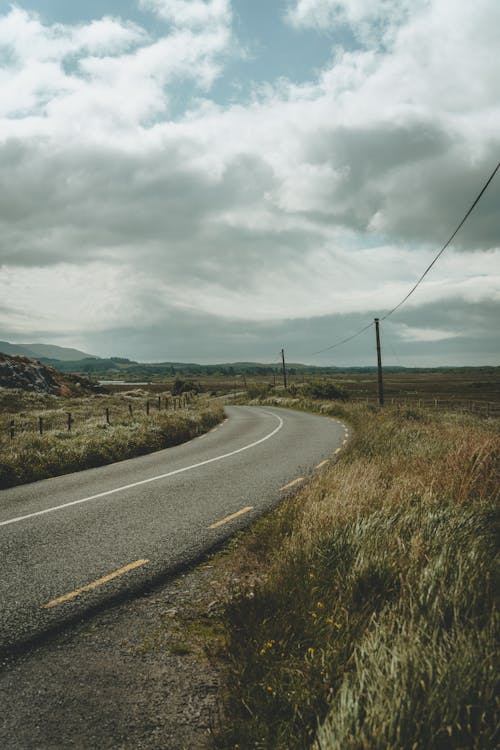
xmin=216 ymin=399 xmax=499 ymax=749
xmin=87 ymin=368 xmax=500 ymax=407
xmin=0 ymin=389 xmax=224 ymax=488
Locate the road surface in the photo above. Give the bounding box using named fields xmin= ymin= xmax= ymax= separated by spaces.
xmin=0 ymin=405 xmax=348 ymax=656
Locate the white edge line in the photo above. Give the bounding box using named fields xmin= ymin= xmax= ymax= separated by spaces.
xmin=0 ymin=410 xmax=284 ymax=529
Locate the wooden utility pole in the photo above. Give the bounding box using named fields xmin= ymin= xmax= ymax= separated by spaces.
xmin=374 ymin=318 xmax=384 ymax=406
xmin=281 ymin=348 xmax=287 ymax=389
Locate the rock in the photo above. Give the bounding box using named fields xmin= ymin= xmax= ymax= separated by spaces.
xmin=0 ymin=353 xmax=98 ymax=396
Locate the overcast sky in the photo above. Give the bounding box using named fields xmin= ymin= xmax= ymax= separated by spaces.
xmin=0 ymin=0 xmax=498 ymax=365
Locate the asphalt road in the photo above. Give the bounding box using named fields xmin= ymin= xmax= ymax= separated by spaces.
xmin=0 ymin=405 xmax=348 ymax=656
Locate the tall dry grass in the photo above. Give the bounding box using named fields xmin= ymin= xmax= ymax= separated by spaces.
xmin=218 ymin=401 xmax=499 ymax=749
xmin=0 ymin=390 xmax=224 ymax=488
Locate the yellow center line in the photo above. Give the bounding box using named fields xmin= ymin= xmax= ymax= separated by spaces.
xmin=280 ymin=477 xmax=305 ymax=491
xmin=209 ymin=506 xmax=254 ymax=529
xmin=316 ymin=460 xmax=329 ymax=469
xmin=42 ymin=559 xmax=149 ymax=609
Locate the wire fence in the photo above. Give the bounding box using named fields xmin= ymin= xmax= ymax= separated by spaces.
xmin=3 ymin=392 xmax=198 ymax=441
xmin=349 ymin=396 xmax=500 ymax=418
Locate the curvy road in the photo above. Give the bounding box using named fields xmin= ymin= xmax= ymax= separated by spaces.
xmin=0 ymin=405 xmax=348 ymax=656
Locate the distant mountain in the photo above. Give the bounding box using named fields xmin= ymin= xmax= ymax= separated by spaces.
xmin=0 ymin=341 xmax=98 ymax=362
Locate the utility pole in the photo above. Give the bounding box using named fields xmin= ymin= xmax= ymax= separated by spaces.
xmin=374 ymin=318 xmax=384 ymax=406
xmin=281 ymin=348 xmax=287 ymax=389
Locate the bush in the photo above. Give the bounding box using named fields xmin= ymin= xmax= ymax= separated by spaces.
xmin=247 ymin=383 xmax=273 ymax=399
xmin=302 ymin=380 xmax=349 ymax=401
xmin=172 ymin=378 xmax=200 ymax=395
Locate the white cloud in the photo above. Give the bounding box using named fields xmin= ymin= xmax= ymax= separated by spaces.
xmin=285 ymin=0 xmax=425 ymax=44
xmin=139 ymin=0 xmax=232 ymax=28
xmin=0 ymin=4 xmax=232 ymax=128
xmin=0 ymin=0 xmax=498 ymax=360
xmin=395 ymin=324 xmax=462 ymax=343
xmin=0 ymin=263 xmax=145 ymax=334
xmin=0 ymin=7 xmax=145 ymax=62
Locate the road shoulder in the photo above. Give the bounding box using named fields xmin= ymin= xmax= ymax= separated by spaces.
xmin=0 ymin=550 xmax=233 ymax=750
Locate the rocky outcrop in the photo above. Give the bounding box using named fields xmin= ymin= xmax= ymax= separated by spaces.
xmin=0 ymin=353 xmax=97 ymax=395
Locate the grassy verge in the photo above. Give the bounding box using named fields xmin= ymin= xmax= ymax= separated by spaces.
xmin=0 ymin=390 xmax=224 ymax=488
xmin=217 ymin=400 xmax=499 ymax=749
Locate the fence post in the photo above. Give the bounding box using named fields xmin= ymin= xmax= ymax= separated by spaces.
xmin=39 ymin=417 xmax=43 ymax=435
xmin=158 ymin=396 xmax=161 ymax=411
xmin=105 ymin=408 xmax=110 ymax=425
xmin=9 ymin=419 xmax=14 ymax=440
xmin=129 ymin=403 xmax=133 ymax=417
xmin=146 ymin=400 xmax=150 ymax=416
xmin=67 ymin=413 xmax=72 ymax=432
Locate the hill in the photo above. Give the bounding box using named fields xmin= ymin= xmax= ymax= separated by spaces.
xmin=0 ymin=341 xmax=97 ymax=361
xmin=0 ymin=353 xmax=101 ymax=395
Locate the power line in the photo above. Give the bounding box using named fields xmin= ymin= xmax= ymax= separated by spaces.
xmin=310 ymin=161 xmax=499 ymax=355
xmin=311 ymin=321 xmax=374 ymax=355
xmin=381 ymin=161 xmax=499 ymax=320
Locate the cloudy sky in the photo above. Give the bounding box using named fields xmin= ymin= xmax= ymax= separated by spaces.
xmin=0 ymin=0 xmax=498 ymax=366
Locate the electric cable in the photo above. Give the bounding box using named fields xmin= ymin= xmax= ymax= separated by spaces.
xmin=311 ymin=321 xmax=374 ymax=355
xmin=310 ymin=161 xmax=499 ymax=355
xmin=381 ymin=161 xmax=499 ymax=320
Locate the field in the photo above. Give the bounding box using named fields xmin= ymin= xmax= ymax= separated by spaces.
xmin=0 ymin=388 xmax=224 ymax=489
xmin=1 ymin=367 xmax=499 ymax=487
xmin=216 ymin=396 xmax=499 ymax=749
xmin=100 ymin=368 xmax=500 ymax=412
xmin=329 ymin=368 xmax=499 ymax=400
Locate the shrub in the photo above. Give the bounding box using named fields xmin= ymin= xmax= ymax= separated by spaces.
xmin=247 ymin=383 xmax=273 ymax=399
xmin=172 ymin=378 xmax=200 ymax=395
xmin=302 ymin=381 xmax=349 ymax=401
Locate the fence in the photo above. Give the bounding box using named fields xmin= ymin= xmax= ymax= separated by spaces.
xmin=3 ymin=392 xmax=197 ymax=441
xmin=349 ymin=396 xmax=500 ymax=418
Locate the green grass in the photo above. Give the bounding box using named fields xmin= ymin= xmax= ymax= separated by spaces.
xmin=217 ymin=400 xmax=499 ymax=750
xmin=0 ymin=389 xmax=224 ymax=488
